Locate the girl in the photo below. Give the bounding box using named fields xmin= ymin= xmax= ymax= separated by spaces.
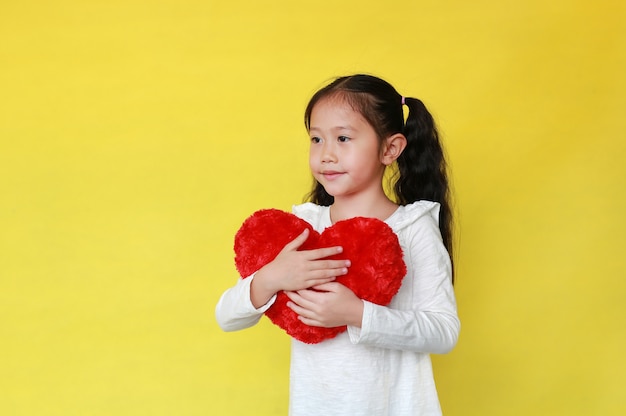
xmin=216 ymin=74 xmax=459 ymax=415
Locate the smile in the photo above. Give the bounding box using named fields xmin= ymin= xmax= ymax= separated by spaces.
xmin=321 ymin=171 xmax=344 ymax=180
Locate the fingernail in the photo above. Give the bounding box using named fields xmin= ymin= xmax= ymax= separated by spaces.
xmin=336 ymin=246 xmax=343 ymax=253
xmin=345 ymin=260 xmax=351 ymax=267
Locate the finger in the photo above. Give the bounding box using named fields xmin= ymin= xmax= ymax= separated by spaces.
xmin=290 ymin=289 xmax=321 ymax=307
xmin=286 ymin=300 xmax=307 ymax=315
xmin=284 ymin=291 xmax=299 ymax=302
xmin=298 ymin=316 xmax=323 ymax=327
xmin=309 ymin=259 xmax=351 ymax=271
xmin=295 ymin=289 xmax=324 ymax=303
xmin=306 ymin=267 xmax=348 ymax=282
xmin=308 ymin=276 xmax=339 ymax=287
xmin=303 ymin=245 xmax=344 ymax=260
xmin=286 ymin=296 xmax=316 ymax=318
xmin=281 ymin=228 xmax=310 ymax=252
xmin=310 ymin=282 xmax=340 ymax=292
xmin=285 ymin=291 xmax=308 ymax=307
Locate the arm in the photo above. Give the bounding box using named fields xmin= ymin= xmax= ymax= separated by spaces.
xmin=347 ymin=214 xmax=460 ymax=353
xmin=215 ymin=274 xmax=275 ymax=332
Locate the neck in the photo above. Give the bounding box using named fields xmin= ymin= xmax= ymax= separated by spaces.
xmin=329 ymin=189 xmax=398 ymax=223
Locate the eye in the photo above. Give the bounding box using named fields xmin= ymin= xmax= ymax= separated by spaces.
xmin=337 ymin=135 xmax=350 ymax=142
xmin=310 ymin=136 xmax=322 ymax=144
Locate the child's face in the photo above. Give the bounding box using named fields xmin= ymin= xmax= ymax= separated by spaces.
xmin=308 ymin=98 xmax=386 ymax=200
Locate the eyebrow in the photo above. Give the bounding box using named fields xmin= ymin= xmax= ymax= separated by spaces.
xmin=309 ymin=126 xmax=355 ymax=133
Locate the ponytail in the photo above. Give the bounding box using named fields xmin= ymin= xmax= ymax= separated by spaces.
xmin=397 ymin=97 xmax=454 ymax=281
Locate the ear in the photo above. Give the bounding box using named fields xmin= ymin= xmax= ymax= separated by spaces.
xmin=381 ymin=133 xmax=407 ymax=166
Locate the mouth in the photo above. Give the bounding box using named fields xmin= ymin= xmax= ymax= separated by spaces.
xmin=320 ymin=171 xmax=344 ymax=180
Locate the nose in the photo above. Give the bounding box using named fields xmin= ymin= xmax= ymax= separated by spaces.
xmin=321 ymin=140 xmax=336 ymax=163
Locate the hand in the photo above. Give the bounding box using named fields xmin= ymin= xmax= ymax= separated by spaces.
xmin=285 ymin=282 xmax=364 ymax=328
xmin=250 ymin=229 xmax=351 ymax=308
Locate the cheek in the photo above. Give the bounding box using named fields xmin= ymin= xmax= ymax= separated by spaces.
xmin=308 ymin=151 xmax=317 ymax=170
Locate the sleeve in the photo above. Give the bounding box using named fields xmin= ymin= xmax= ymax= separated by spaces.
xmin=215 ymin=274 xmax=277 ymax=332
xmin=346 ymin=213 xmax=460 ymax=353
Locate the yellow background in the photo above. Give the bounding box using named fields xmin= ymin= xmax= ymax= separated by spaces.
xmin=1 ymin=0 xmax=625 ymax=415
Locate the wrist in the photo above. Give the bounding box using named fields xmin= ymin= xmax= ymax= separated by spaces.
xmin=250 ymin=270 xmax=277 ymax=309
xmin=348 ymin=299 xmax=365 ymax=328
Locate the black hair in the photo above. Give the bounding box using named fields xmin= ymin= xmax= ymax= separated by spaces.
xmin=304 ymin=74 xmax=455 ymax=282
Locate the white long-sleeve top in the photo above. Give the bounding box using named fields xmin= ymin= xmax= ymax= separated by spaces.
xmin=215 ymin=201 xmax=460 ymax=415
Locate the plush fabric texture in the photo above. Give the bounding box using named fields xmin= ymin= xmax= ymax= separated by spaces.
xmin=234 ymin=208 xmax=406 ymax=344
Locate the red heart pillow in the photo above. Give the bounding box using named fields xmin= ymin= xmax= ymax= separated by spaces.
xmin=234 ymin=209 xmax=406 ymax=344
